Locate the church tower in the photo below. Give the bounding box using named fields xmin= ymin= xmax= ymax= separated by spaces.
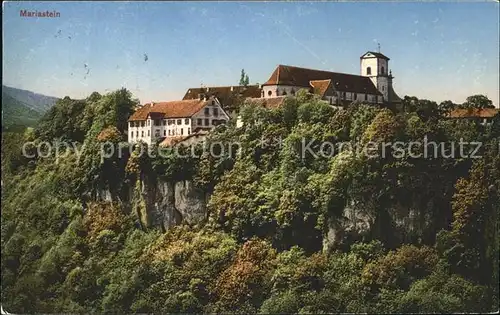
xmin=360 ymin=50 xmax=393 ymax=102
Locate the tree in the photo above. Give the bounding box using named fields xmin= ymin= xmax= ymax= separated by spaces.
xmin=438 ymin=100 xmax=458 ymax=115
xmin=461 ymin=95 xmax=494 ymax=109
xmin=239 ymin=69 xmax=250 ymax=86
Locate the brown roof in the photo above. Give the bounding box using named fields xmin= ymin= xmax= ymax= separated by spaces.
xmin=361 ymin=51 xmax=390 ymax=60
xmin=448 ymin=108 xmax=499 ymax=118
xmin=159 ymin=136 xmax=188 ymax=147
xmin=263 ymin=65 xmax=382 ymax=96
xmin=128 ymin=99 xmax=209 ymax=121
xmin=309 ymin=79 xmax=332 ymax=97
xmin=182 ymin=85 xmax=262 ymax=109
xmin=244 ymin=96 xmax=287 ymax=109
xmin=159 ymin=130 xmax=209 ymax=147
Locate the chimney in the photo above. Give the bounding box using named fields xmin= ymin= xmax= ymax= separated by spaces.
xmin=206 ymin=87 xmax=210 ymax=92
xmin=198 ymin=93 xmax=205 ymax=100
xmin=230 ymin=86 xmax=234 ymax=91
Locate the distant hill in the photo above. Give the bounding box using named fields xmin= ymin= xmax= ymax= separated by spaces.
xmin=2 ymin=85 xmax=59 ymax=131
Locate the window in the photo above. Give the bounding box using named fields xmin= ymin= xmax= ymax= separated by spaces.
xmin=136 ymin=131 xmax=138 ymax=137
xmin=131 ymin=132 xmax=133 ymax=138
xmin=282 ymin=91 xmax=287 ymax=96
xmin=168 ymin=120 xmax=173 ymax=125
xmin=205 ymin=118 xmax=209 ymax=126
xmin=366 ymin=67 xmax=371 ymax=75
xmin=204 ymin=108 xmax=210 ymax=115
xmin=163 ymin=120 xmax=167 ymax=126
xmin=188 ymin=128 xmax=191 ymax=134
xmin=155 ymin=130 xmax=160 ymax=137
xmin=129 ymin=122 xmax=133 ymax=128
xmin=268 ymin=90 xmax=272 ymax=96
xmin=154 ymin=119 xmax=160 ymax=126
xmin=197 ymin=118 xmax=202 ymax=125
xmin=213 ymin=108 xmax=219 ymax=116
xmin=141 ymin=121 xmax=145 ymax=127
xmin=381 ymin=66 xmax=385 ymax=75
xmin=342 ymin=92 xmax=346 ymax=99
xmin=147 ymin=120 xmax=150 ymax=126
xmin=185 ymin=118 xmax=189 ymax=124
xmin=382 ymin=86 xmax=385 ymax=91
xmin=291 ymin=89 xmax=295 ymax=95
xmin=168 ymin=130 xmax=171 ymax=136
xmin=365 ymin=94 xmax=368 ymax=101
xmin=181 ymin=129 xmax=184 ymax=135
xmin=147 ymin=130 xmax=150 ymax=136
xmin=176 ymin=119 xmax=181 ymax=125
xmin=141 ymin=131 xmax=144 ymax=137
xmin=353 ymin=93 xmax=357 ymax=100
xmin=164 ymin=130 xmax=166 ymax=136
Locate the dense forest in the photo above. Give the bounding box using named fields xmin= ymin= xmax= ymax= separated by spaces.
xmin=1 ymin=88 xmax=499 ymax=313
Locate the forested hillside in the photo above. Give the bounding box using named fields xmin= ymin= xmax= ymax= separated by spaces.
xmin=2 ymin=85 xmax=59 ymax=131
xmin=1 ymin=88 xmax=499 ymax=313
xmin=3 ymin=85 xmax=59 ymax=113
xmin=2 ymin=92 xmax=42 ymax=131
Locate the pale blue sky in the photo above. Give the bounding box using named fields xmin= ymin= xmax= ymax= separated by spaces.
xmin=3 ymin=1 xmax=499 ymax=106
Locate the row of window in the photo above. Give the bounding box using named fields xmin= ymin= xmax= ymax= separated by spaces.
xmin=130 ymin=118 xmax=191 ymax=128
xmin=129 ymin=108 xmax=220 ymax=128
xmin=196 ymin=118 xmax=210 ymax=126
xmin=130 ymin=127 xmax=192 ymax=139
xmin=339 ymin=92 xmax=371 ymax=101
xmin=267 ymin=89 xmax=296 ymax=97
xmin=204 ymin=107 xmax=219 ymax=116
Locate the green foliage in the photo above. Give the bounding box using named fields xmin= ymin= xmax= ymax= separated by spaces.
xmin=2 ymin=91 xmax=43 ymax=131
xmin=461 ymin=94 xmax=495 ymax=109
xmin=239 ymin=69 xmax=250 ymax=86
xmin=1 ymin=89 xmax=498 ymax=313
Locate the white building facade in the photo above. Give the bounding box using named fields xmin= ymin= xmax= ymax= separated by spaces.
xmin=127 ymin=97 xmax=229 ymax=145
xmin=261 ymin=51 xmax=400 ymax=105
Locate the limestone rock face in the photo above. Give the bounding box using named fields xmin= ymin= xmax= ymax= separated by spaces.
xmin=322 ymin=202 xmax=375 ymax=253
xmin=174 ymin=180 xmax=208 ymax=225
xmin=137 ymin=177 xmax=208 ymax=231
xmin=322 ymin=200 xmax=443 ymax=252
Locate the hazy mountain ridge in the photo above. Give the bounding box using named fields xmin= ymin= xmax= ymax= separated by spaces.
xmin=2 ymin=85 xmax=59 ymax=131
xmin=3 ymin=85 xmax=59 ymax=113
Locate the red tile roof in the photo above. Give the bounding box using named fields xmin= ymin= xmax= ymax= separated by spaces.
xmin=244 ymin=96 xmax=287 ymax=109
xmin=309 ymin=79 xmax=332 ymax=98
xmin=448 ymin=108 xmax=499 ymax=118
xmin=182 ymin=85 xmax=262 ymax=109
xmin=263 ymin=65 xmax=382 ymax=96
xmin=128 ymin=99 xmax=209 ymax=121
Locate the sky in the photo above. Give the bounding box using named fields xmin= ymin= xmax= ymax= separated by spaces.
xmin=2 ymin=1 xmax=499 ymax=106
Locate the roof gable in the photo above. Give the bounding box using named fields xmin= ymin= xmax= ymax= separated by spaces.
xmin=361 ymin=51 xmax=390 ymax=60
xmin=263 ymin=65 xmax=382 ymax=95
xmin=310 ymin=79 xmax=333 ymax=97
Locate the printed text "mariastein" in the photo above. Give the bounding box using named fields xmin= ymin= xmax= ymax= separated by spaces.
xmin=20 ymin=10 xmax=61 ymax=18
